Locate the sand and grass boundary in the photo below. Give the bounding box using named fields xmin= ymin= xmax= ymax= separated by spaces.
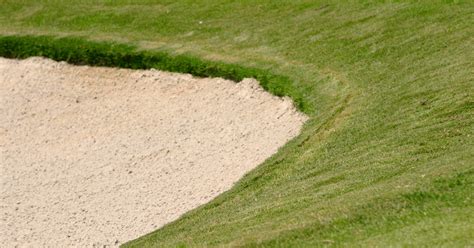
xmin=0 ymin=33 xmax=310 ymax=246
xmin=0 ymin=35 xmax=311 ymax=113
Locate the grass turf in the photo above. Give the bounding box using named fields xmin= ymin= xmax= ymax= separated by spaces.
xmin=1 ymin=1 xmax=473 ymax=247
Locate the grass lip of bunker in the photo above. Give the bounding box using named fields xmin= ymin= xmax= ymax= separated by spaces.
xmin=0 ymin=35 xmax=312 ymax=113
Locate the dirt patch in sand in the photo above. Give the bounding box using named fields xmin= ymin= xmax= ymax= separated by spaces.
xmin=0 ymin=57 xmax=307 ymax=247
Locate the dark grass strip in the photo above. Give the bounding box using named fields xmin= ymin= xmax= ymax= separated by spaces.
xmin=0 ymin=35 xmax=310 ymax=113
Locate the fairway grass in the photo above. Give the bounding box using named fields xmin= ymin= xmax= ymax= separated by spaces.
xmin=1 ymin=1 xmax=473 ymax=247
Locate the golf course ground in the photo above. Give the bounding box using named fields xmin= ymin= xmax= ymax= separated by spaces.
xmin=0 ymin=1 xmax=473 ymax=247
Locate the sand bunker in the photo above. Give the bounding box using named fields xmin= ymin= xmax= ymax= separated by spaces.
xmin=0 ymin=57 xmax=307 ymax=247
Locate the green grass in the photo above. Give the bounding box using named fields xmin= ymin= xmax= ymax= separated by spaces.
xmin=1 ymin=0 xmax=473 ymax=247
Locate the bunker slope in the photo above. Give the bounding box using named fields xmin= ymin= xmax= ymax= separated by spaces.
xmin=0 ymin=57 xmax=307 ymax=247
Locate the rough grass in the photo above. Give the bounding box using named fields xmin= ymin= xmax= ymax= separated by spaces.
xmin=1 ymin=1 xmax=473 ymax=247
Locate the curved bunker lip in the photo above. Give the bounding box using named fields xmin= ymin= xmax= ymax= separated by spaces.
xmin=0 ymin=57 xmax=308 ymax=247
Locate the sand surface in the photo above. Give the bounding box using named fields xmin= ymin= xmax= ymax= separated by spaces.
xmin=0 ymin=57 xmax=307 ymax=247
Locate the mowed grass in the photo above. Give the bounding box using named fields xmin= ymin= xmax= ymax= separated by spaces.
xmin=1 ymin=1 xmax=473 ymax=247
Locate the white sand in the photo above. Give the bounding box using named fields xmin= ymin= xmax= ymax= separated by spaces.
xmin=0 ymin=57 xmax=307 ymax=247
